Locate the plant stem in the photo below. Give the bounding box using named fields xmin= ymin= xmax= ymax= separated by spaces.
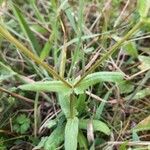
xmin=59 ymin=19 xmax=67 ymax=77
xmin=74 ymin=21 xmax=143 ymax=87
xmin=70 ymin=93 xmax=75 ymax=118
xmin=34 ymin=92 xmax=39 ymax=138
xmin=0 ymin=25 xmax=72 ymax=88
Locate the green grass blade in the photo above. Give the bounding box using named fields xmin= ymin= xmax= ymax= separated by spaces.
xmin=28 ymin=0 xmax=45 ymax=22
xmin=40 ymin=34 xmax=53 ymax=60
xmin=95 ymin=91 xmax=112 ymax=120
xmin=12 ymin=5 xmax=41 ymax=54
xmin=65 ymin=117 xmax=79 ymax=150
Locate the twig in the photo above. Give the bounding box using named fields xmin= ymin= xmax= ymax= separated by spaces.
xmin=0 ymin=87 xmax=34 ymax=104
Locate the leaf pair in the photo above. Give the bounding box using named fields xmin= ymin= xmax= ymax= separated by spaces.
xmin=19 ymin=71 xmax=124 ymax=94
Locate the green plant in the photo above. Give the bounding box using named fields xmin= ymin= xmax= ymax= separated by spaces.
xmin=13 ymin=114 xmax=31 ymax=134
xmin=0 ymin=0 xmax=150 ymax=149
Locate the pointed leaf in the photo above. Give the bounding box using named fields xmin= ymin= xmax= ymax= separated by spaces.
xmin=133 ymin=115 xmax=150 ymax=132
xmin=40 ymin=38 xmax=52 ymax=60
xmin=78 ymin=130 xmax=88 ymax=150
xmin=79 ymin=119 xmax=111 ymax=135
xmin=75 ymin=72 xmax=124 ymax=94
xmin=65 ymin=117 xmax=79 ymax=150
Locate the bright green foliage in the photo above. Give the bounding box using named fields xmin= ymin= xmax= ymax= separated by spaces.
xmin=78 ymin=131 xmax=88 ymax=150
xmin=74 ymin=72 xmax=124 ymax=94
xmin=79 ymin=119 xmax=111 ymax=135
xmin=123 ymin=42 xmax=138 ymax=57
xmin=58 ymin=93 xmax=71 ymax=118
xmin=40 ymin=38 xmax=52 ymax=61
xmin=13 ymin=114 xmax=30 ymax=134
xmin=34 ymin=127 xmax=64 ymax=150
xmin=19 ymin=72 xmax=124 ymax=95
xmin=137 ymin=0 xmax=150 ymax=18
xmin=118 ymin=81 xmax=134 ymax=94
xmin=19 ymin=81 xmax=72 ymax=94
xmin=65 ymin=117 xmax=79 ymax=150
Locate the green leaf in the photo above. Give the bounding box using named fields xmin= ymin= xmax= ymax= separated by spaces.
xmin=62 ymin=0 xmax=77 ymax=34
xmin=19 ymin=80 xmax=72 ymax=94
xmin=133 ymin=115 xmax=150 ymax=132
xmin=78 ymin=130 xmax=88 ymax=150
xmin=44 ymin=127 xmax=64 ymax=150
xmin=132 ymin=130 xmax=140 ymax=141
xmin=33 ymin=137 xmax=49 ymax=150
xmin=118 ymin=81 xmax=134 ymax=94
xmin=34 ymin=127 xmax=64 ymax=150
xmin=137 ymin=0 xmax=150 ymax=18
xmin=138 ymin=55 xmax=150 ymax=70
xmin=12 ymin=5 xmax=41 ymax=54
xmin=95 ymin=91 xmax=111 ymax=120
xmin=76 ymin=94 xmax=86 ymax=115
xmin=58 ymin=93 xmax=70 ymax=118
xmin=123 ymin=42 xmax=138 ymax=57
xmin=0 ymin=61 xmax=17 ymax=81
xmin=74 ymin=72 xmax=124 ymax=94
xmin=65 ymin=117 xmax=79 ymax=150
xmin=125 ymin=88 xmax=150 ymax=100
xmin=40 ymin=38 xmax=52 ymax=60
xmin=13 ymin=114 xmax=30 ymax=134
xmin=79 ymin=119 xmax=111 ymax=135
xmin=119 ymin=141 xmax=128 ymax=150
xmin=43 ymin=119 xmax=57 ymax=129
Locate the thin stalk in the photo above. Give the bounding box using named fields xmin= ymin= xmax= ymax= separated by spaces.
xmin=59 ymin=19 xmax=67 ymax=77
xmin=0 ymin=25 xmax=72 ymax=88
xmin=74 ymin=21 xmax=143 ymax=87
xmin=70 ymin=93 xmax=75 ymax=118
xmin=34 ymin=92 xmax=39 ymax=138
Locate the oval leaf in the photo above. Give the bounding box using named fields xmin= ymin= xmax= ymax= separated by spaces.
xmin=79 ymin=119 xmax=111 ymax=135
xmin=65 ymin=117 xmax=79 ymax=150
xmin=19 ymin=80 xmax=71 ymax=94
xmin=138 ymin=55 xmax=150 ymax=70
